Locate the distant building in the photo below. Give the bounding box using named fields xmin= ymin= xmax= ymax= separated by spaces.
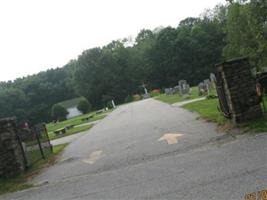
xmin=57 ymin=97 xmax=86 ymax=119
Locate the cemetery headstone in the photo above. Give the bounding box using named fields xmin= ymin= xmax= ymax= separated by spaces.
xmin=198 ymin=82 xmax=207 ymax=96
xmin=210 ymin=73 xmax=216 ymax=88
xmin=204 ymin=79 xmax=212 ymax=95
xmin=173 ymin=85 xmax=180 ymax=94
xmin=142 ymin=93 xmax=151 ymax=99
xmin=164 ymin=88 xmax=174 ymax=95
xmin=178 ymin=80 xmax=190 ymax=96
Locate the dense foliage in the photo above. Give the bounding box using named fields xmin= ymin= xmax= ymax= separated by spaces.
xmin=223 ymin=0 xmax=267 ymax=71
xmin=0 ymin=66 xmax=77 ymax=125
xmin=0 ymin=1 xmax=266 ymax=124
xmin=77 ymin=99 xmax=91 ymax=114
xmin=51 ymin=104 xmax=69 ymax=121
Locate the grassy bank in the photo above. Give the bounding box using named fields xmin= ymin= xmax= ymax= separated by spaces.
xmin=48 ymin=124 xmax=93 ymax=140
xmin=46 ymin=111 xmax=108 ymax=132
xmin=183 ymin=98 xmax=226 ymax=124
xmin=183 ymin=97 xmax=267 ymax=133
xmin=0 ymin=144 xmax=67 ymax=195
xmin=46 ymin=110 xmax=110 ymax=140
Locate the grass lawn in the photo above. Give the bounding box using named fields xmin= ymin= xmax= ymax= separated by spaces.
xmin=183 ymin=96 xmax=267 ymax=133
xmin=0 ymin=144 xmax=67 ymax=196
xmin=46 ymin=110 xmax=110 ymax=140
xmin=48 ymin=124 xmax=93 ymax=140
xmin=245 ymin=97 xmax=267 ymax=132
xmin=155 ymin=87 xmax=203 ymax=104
xmin=183 ymin=98 xmax=226 ymax=124
xmin=46 ymin=111 xmax=109 ymax=132
xmin=245 ymin=114 xmax=267 ymax=132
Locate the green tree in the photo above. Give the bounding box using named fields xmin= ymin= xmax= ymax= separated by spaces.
xmin=3 ymin=3 xmax=260 ymax=125
xmin=77 ymin=99 xmax=91 ymax=114
xmin=223 ymin=0 xmax=267 ymax=71
xmin=51 ymin=104 xmax=69 ymax=121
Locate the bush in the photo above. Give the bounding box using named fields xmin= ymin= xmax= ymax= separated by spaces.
xmin=124 ymin=95 xmax=133 ymax=103
xmin=206 ymin=94 xmax=218 ymax=99
xmin=51 ymin=104 xmax=69 ymax=121
xmin=77 ymin=99 xmax=92 ymax=114
xmin=150 ymin=89 xmax=161 ymax=97
xmin=132 ymin=94 xmax=142 ymax=101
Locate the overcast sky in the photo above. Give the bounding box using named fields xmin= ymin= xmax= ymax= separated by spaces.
xmin=0 ymin=0 xmax=225 ymax=82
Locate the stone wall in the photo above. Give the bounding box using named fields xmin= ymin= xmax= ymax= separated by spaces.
xmin=216 ymin=58 xmax=262 ymax=123
xmin=0 ymin=118 xmax=26 ymax=178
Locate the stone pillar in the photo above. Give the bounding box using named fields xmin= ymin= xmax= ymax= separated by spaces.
xmin=216 ymin=58 xmax=262 ymax=123
xmin=0 ymin=118 xmax=26 ymax=178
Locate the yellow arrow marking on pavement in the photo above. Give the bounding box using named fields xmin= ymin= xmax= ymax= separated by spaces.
xmin=83 ymin=150 xmax=103 ymax=165
xmin=158 ymin=133 xmax=183 ymax=145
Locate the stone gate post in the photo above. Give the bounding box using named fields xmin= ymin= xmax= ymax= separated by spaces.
xmin=0 ymin=118 xmax=26 ymax=177
xmin=215 ymin=58 xmax=262 ymax=123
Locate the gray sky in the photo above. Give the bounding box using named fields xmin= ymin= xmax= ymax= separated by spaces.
xmin=0 ymin=0 xmax=225 ymax=82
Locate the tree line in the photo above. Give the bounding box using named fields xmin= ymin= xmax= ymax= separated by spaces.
xmin=0 ymin=0 xmax=266 ymax=125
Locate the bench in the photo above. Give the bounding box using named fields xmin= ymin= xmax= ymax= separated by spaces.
xmin=81 ymin=115 xmax=94 ymax=122
xmin=65 ymin=124 xmax=74 ymax=130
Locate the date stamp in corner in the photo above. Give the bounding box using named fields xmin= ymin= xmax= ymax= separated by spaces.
xmin=245 ymin=189 xmax=267 ymax=200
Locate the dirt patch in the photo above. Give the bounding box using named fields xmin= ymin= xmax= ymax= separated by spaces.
xmin=216 ymin=122 xmax=235 ymax=133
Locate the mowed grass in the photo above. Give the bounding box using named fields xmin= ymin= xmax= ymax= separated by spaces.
xmin=155 ymin=87 xmax=200 ymax=104
xmin=46 ymin=110 xmax=111 ymax=140
xmin=0 ymin=144 xmax=67 ymax=196
xmin=46 ymin=111 xmax=108 ymax=133
xmin=183 ymin=98 xmax=226 ymax=124
xmin=48 ymin=124 xmax=93 ymax=140
xmin=245 ymin=96 xmax=267 ymax=132
xmin=183 ymin=96 xmax=267 ymax=133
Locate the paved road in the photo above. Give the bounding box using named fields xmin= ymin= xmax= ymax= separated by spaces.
xmin=50 ymin=132 xmax=84 ymax=146
xmin=1 ymin=99 xmax=266 ymax=200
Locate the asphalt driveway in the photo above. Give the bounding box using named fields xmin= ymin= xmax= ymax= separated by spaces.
xmin=1 ymin=99 xmax=266 ymax=200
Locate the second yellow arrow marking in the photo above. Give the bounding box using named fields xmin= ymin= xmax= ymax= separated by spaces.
xmin=158 ymin=133 xmax=183 ymax=145
xmin=83 ymin=150 xmax=103 ymax=165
